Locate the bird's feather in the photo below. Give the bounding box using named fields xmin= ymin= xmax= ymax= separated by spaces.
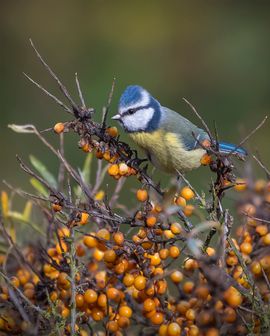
xmin=160 ymin=107 xmax=209 ymax=151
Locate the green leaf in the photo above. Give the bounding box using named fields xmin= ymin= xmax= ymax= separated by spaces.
xmin=29 ymin=155 xmax=57 ymax=189
xmin=8 ymin=211 xmax=45 ymax=236
xmin=30 ymin=178 xmax=49 ymax=197
xmin=8 ymin=124 xmax=36 ymax=133
xmin=23 ymin=201 xmax=33 ymax=221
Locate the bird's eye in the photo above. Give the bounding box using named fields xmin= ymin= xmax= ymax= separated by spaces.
xmin=128 ymin=108 xmax=135 ymax=115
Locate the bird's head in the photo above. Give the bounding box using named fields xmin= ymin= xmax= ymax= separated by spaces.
xmin=112 ymin=85 xmax=162 ymax=133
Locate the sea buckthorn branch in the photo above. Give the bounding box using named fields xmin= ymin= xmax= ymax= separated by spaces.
xmin=1 ymin=40 xmax=270 ymax=335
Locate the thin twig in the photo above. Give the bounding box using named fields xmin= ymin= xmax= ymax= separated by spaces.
xmin=23 ymin=73 xmax=72 ymax=114
xmin=29 ymin=39 xmax=79 ymax=114
xmin=176 ymin=169 xmax=204 ymax=205
xmin=102 ymin=77 xmax=116 ymax=128
xmin=182 ymin=97 xmax=212 ymax=138
xmin=226 ymin=116 xmax=268 ymax=157
xmin=75 ymin=72 xmax=86 ymax=108
xmin=253 ymin=154 xmax=270 ymax=179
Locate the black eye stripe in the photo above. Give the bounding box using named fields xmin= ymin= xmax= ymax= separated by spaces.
xmin=121 ymin=105 xmax=150 ymax=117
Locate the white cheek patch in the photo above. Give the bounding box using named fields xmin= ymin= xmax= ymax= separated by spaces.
xmin=119 ymin=91 xmax=150 ymax=115
xmin=123 ymin=107 xmax=154 ymax=132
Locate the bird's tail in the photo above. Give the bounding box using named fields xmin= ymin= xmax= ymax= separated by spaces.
xmin=218 ymin=142 xmax=247 ymax=156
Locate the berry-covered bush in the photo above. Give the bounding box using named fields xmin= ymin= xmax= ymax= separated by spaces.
xmin=0 ymin=42 xmax=270 ymax=336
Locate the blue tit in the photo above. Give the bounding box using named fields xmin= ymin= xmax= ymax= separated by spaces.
xmin=112 ymin=85 xmax=247 ymax=174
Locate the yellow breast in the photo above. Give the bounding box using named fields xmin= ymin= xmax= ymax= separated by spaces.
xmin=129 ymin=131 xmax=205 ymax=173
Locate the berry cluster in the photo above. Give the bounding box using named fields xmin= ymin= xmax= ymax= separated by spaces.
xmin=2 ymin=51 xmax=270 ymax=335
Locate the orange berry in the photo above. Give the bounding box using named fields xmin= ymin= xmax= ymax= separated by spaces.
xmin=53 ymin=122 xmax=65 ymax=134
xmin=103 ymin=150 xmax=111 ymax=161
xmin=223 ymin=307 xmax=236 ymax=323
xmin=175 ymin=196 xmax=186 ymax=207
xmin=206 ymin=247 xmax=216 ymax=256
xmin=75 ymin=294 xmax=84 ymax=308
xmin=262 ymin=233 xmax=270 ymax=245
xmin=146 ymin=215 xmax=157 ymax=227
xmin=205 ymin=328 xmax=219 ymax=336
xmin=149 ymin=253 xmax=161 ymax=266
xmin=195 ymin=286 xmax=209 ymax=300
xmin=254 ymin=179 xmax=267 ymax=193
xmin=52 ymin=203 xmax=62 ymax=212
xmin=91 ymin=307 xmax=104 ymax=321
xmin=104 ymin=249 xmax=117 ymax=263
xmin=83 ymin=234 xmax=97 ymax=248
xmin=214 ymin=300 xmax=223 ymax=312
xmin=61 ymin=307 xmax=70 ymax=318
xmin=76 ymin=244 xmax=85 ymax=257
xmin=183 ymin=281 xmax=194 ymax=294
xmin=143 ymin=298 xmax=156 ymax=312
xmin=169 ymin=246 xmax=180 ymax=258
xmin=58 ymin=227 xmax=70 ymax=238
xmin=184 ymin=258 xmax=198 ymax=271
xmin=224 ymin=286 xmax=242 ymax=307
xmin=242 ymin=203 xmax=256 ymax=216
xmin=170 ymin=222 xmax=182 ymax=235
xmin=108 ymin=164 xmax=119 ymax=176
xmin=119 ymin=305 xmax=132 ymax=318
xmin=186 ymin=308 xmax=196 ymax=321
xmin=159 ymin=324 xmax=168 ymax=336
xmin=106 ymin=320 xmax=119 ymax=333
xmin=50 ymin=291 xmax=58 ymax=302
xmin=202 ymin=139 xmax=211 ymax=148
xmin=24 ymin=288 xmax=35 ymax=299
xmin=97 ymin=228 xmax=110 ymax=241
xmin=113 ymin=231 xmax=124 ymax=245
xmin=118 ymin=163 xmax=129 ymax=175
xmin=234 ymin=178 xmax=247 ymax=191
xmin=134 ymin=275 xmax=147 ymax=290
xmin=95 ymin=149 xmax=104 ymax=159
xmin=56 ymin=243 xmax=68 ymax=257
xmin=10 ymin=276 xmax=20 ymax=288
xmin=123 ymin=273 xmax=134 ymax=287
xmin=138 ymin=228 xmax=147 ymax=239
xmin=58 ymin=272 xmax=70 ymax=287
xmin=79 ymin=212 xmax=89 ymax=225
xmin=188 ymin=325 xmax=200 ymax=336
xmin=93 ymin=248 xmax=104 ymax=261
xmin=159 ymin=248 xmax=169 ymax=260
xmin=96 ymin=293 xmax=107 ymax=308
xmin=107 ymin=287 xmax=120 ymax=301
xmin=167 ymin=322 xmax=181 ymax=336
xmin=118 ymin=316 xmax=130 ymax=328
xmin=180 ymin=186 xmax=195 ymax=201
xmin=240 ymin=242 xmax=253 ymax=254
xmin=163 ymin=229 xmax=175 ymax=239
xmin=106 ymin=126 xmax=118 ymax=137
xmin=183 ymin=204 xmax=195 ymax=217
xmin=256 ymin=225 xmax=268 ymax=236
xmin=156 ymin=279 xmax=167 ymax=294
xmin=200 ymin=153 xmax=212 ymax=166
xmin=150 ymin=311 xmax=164 ymax=325
xmin=82 ymin=143 xmax=92 ymax=152
xmin=250 ymin=261 xmax=262 ymax=275
xmin=136 ymin=189 xmax=148 ymax=202
xmin=170 ymin=271 xmax=183 ymax=283
xmin=226 ymin=255 xmax=238 ymax=266
xmin=84 ymin=289 xmax=98 ymax=304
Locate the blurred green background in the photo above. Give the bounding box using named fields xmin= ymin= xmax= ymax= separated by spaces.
xmin=1 ymin=1 xmax=270 ymax=197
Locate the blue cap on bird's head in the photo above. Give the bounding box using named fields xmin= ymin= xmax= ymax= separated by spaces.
xmin=119 ymin=85 xmax=146 ymax=110
xmin=112 ymin=85 xmax=162 ymax=133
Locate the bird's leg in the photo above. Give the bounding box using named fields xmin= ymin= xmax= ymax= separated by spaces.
xmin=127 ymin=149 xmax=148 ymax=167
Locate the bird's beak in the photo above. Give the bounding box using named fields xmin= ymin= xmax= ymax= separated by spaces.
xmin=112 ymin=114 xmax=121 ymax=120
